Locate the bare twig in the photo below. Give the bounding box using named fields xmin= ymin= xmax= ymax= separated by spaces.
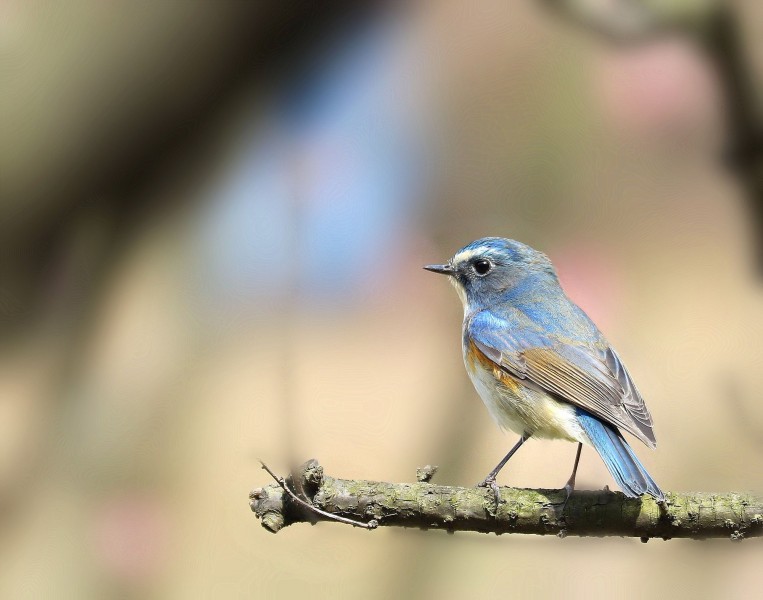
xmin=250 ymin=459 xmax=763 ymax=540
xmin=256 ymin=460 xmax=378 ymax=531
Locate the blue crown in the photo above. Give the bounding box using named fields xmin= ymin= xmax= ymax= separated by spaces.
xmin=457 ymin=237 xmax=547 ymax=265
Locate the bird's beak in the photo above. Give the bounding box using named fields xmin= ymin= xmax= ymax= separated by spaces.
xmin=423 ymin=263 xmax=455 ymax=276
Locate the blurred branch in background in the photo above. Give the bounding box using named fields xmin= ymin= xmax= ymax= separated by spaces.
xmin=542 ymin=0 xmax=763 ymax=271
xmin=706 ymin=5 xmax=763 ymax=269
xmin=0 ymin=1 xmax=381 ymax=340
xmin=0 ymin=1 xmax=383 ymax=523
xmin=540 ymin=0 xmax=721 ymax=40
xmin=250 ymin=460 xmax=763 ymax=540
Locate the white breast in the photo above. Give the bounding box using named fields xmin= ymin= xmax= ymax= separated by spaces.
xmin=463 ymin=349 xmax=586 ymax=444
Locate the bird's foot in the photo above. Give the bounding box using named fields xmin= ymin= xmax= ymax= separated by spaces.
xmin=542 ymin=481 xmax=574 ymax=512
xmin=563 ymin=481 xmax=574 ymax=498
xmin=476 ymin=476 xmax=502 ymax=507
xmin=560 ymin=481 xmax=574 ymax=513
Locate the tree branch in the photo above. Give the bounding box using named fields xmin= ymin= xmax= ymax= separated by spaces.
xmin=539 ymin=0 xmax=721 ymax=43
xmin=249 ymin=460 xmax=763 ymax=541
xmin=541 ymin=0 xmax=763 ymax=271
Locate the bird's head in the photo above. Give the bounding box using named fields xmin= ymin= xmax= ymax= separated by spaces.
xmin=424 ymin=237 xmax=557 ymax=311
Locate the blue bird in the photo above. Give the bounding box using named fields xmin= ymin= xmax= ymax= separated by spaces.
xmin=425 ymin=237 xmax=664 ymax=504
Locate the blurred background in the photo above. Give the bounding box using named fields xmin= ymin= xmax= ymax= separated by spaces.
xmin=1 ymin=1 xmax=762 ymax=598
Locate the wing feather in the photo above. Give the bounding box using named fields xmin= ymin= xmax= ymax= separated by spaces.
xmin=469 ymin=313 xmax=657 ymax=448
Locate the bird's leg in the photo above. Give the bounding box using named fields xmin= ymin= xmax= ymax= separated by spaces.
xmin=477 ymin=434 xmax=528 ymax=506
xmin=560 ymin=442 xmax=583 ymax=512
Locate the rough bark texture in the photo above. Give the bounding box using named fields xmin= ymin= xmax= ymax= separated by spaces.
xmin=250 ymin=460 xmax=763 ymax=541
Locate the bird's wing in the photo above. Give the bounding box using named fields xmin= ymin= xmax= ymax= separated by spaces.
xmin=468 ymin=311 xmax=657 ymax=448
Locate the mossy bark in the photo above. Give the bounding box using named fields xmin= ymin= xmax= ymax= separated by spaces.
xmin=250 ymin=460 xmax=763 ymax=541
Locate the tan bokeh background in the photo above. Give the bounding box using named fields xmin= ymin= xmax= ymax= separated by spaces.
xmin=1 ymin=1 xmax=762 ymax=598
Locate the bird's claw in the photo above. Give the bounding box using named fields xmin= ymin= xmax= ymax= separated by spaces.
xmin=476 ymin=477 xmax=502 ymax=507
xmin=541 ymin=483 xmax=575 ymax=511
xmin=560 ymin=482 xmax=574 ymax=513
xmin=563 ymin=482 xmax=574 ymax=498
xmin=543 ymin=482 xmax=575 ymax=511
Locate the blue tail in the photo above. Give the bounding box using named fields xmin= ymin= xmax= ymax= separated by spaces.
xmin=577 ymin=410 xmax=664 ymax=501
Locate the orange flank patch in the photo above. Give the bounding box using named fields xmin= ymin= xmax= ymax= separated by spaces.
xmin=467 ymin=340 xmax=521 ymax=394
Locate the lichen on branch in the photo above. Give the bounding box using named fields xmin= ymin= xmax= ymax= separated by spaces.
xmin=250 ymin=459 xmax=763 ymax=541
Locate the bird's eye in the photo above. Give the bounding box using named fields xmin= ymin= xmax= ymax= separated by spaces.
xmin=473 ymin=259 xmax=492 ymax=275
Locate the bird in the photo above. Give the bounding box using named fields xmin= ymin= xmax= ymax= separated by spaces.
xmin=424 ymin=237 xmax=664 ymax=505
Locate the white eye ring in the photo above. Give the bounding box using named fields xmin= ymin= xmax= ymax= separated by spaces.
xmin=473 ymin=259 xmax=492 ymax=276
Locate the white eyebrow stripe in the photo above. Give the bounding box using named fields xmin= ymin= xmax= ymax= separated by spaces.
xmin=454 ymin=247 xmax=489 ymax=263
